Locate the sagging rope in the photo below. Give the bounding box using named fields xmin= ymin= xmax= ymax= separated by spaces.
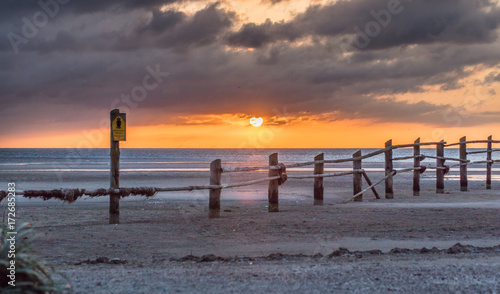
xmin=425 ymin=165 xmax=450 ymax=174
xmin=223 ymin=140 xmax=490 ymax=172
xmin=424 ymin=155 xmax=468 ymax=162
xmin=0 ymin=165 xmax=290 ymax=203
xmin=0 ymin=187 xmax=158 ymax=203
xmin=393 ymin=154 xmax=426 ymax=161
xmin=445 ymin=140 xmax=500 ymax=147
xmin=448 ymin=160 xmax=497 ymax=168
xmin=395 ymin=166 xmax=427 ymax=174
xmin=286 ymin=169 xmax=364 ymax=179
xmin=222 ymin=165 xmax=281 ymax=173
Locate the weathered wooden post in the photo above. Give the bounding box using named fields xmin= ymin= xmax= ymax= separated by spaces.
xmin=110 ymin=109 xmax=126 ymax=224
xmin=353 ymin=150 xmax=362 ymax=202
xmin=209 ymin=159 xmax=222 ymax=218
xmin=459 ymin=136 xmax=468 ymax=191
xmin=314 ymin=153 xmax=324 ymax=205
xmin=413 ymin=138 xmax=421 ymax=196
xmin=385 ymin=140 xmax=394 ymax=199
xmin=268 ymin=153 xmax=279 ymax=212
xmin=436 ymin=140 xmax=445 ymax=194
xmin=487 ymin=135 xmax=492 ymax=189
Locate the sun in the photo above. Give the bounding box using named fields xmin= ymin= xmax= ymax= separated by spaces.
xmin=249 ymin=117 xmax=263 ymax=127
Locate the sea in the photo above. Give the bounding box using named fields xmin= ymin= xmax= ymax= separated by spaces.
xmin=0 ymin=148 xmax=497 ymax=197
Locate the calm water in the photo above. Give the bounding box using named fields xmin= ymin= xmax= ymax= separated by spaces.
xmin=0 ymin=148 xmax=497 ymax=194
xmin=0 ymin=147 xmax=495 ymax=169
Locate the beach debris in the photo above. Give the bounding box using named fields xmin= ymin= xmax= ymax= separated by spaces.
xmin=171 ymin=254 xmax=225 ymax=262
xmin=389 ymin=248 xmax=413 ymax=254
xmin=419 ymin=247 xmax=441 ymax=254
xmin=74 ymin=257 xmax=127 ymax=265
xmin=328 ymin=248 xmax=382 ymax=258
xmin=169 ymin=244 xmax=500 ymax=263
xmin=446 ymin=243 xmax=474 ymax=254
xmin=328 ymin=247 xmax=351 ymax=257
xmin=200 ymin=254 xmax=225 ymax=262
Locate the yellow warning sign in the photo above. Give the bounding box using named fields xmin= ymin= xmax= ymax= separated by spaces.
xmin=112 ymin=113 xmax=126 ymax=141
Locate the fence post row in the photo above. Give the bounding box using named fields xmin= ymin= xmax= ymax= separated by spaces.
xmin=314 ymin=153 xmax=324 ymax=205
xmin=8 ymin=135 xmax=498 ymax=221
xmin=353 ymin=150 xmax=363 ymax=202
xmin=268 ymin=153 xmax=280 ymax=212
xmin=109 ymin=109 xmax=120 ymax=225
xmin=385 ymin=140 xmax=394 ymax=199
xmin=459 ymin=136 xmax=468 ymax=192
xmin=436 ymin=140 xmax=445 ymax=194
xmin=413 ymin=138 xmax=421 ymax=196
xmin=209 ymin=159 xmax=222 ymax=218
xmin=487 ymin=135 xmax=493 ymax=189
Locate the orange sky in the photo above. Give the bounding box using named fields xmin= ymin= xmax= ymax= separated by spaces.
xmin=1 ymin=0 xmax=500 ymax=148
xmin=2 ymin=65 xmax=499 ymax=149
xmin=2 ymin=119 xmax=498 ymax=149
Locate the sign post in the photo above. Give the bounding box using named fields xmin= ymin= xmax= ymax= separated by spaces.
xmin=110 ymin=109 xmax=126 ymax=224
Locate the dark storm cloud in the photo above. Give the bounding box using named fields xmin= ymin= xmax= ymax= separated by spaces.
xmin=1 ymin=0 xmax=500 ymax=137
xmin=102 ymin=3 xmax=234 ymax=51
xmin=226 ymin=0 xmax=500 ymax=49
xmin=1 ymin=3 xmax=234 ymax=53
xmin=226 ymin=19 xmax=300 ymax=48
xmin=137 ymin=9 xmax=187 ymax=34
xmin=149 ymin=3 xmax=233 ymax=49
xmin=0 ymin=0 xmax=176 ymax=18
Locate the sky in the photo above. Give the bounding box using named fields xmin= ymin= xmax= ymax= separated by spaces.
xmin=1 ymin=0 xmax=500 ymax=148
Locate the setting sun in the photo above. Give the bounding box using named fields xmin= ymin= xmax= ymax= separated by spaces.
xmin=250 ymin=117 xmax=263 ymax=127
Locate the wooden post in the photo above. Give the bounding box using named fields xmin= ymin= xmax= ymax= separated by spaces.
xmin=413 ymin=138 xmax=421 ymax=196
xmin=459 ymin=136 xmax=468 ymax=192
xmin=385 ymin=140 xmax=394 ymax=199
xmin=110 ymin=109 xmax=120 ymax=224
xmin=487 ymin=135 xmax=492 ymax=189
xmin=268 ymin=153 xmax=279 ymax=212
xmin=353 ymin=150 xmax=362 ymax=202
xmin=314 ymin=153 xmax=324 ymax=205
xmin=436 ymin=140 xmax=445 ymax=194
xmin=209 ymin=159 xmax=222 ymax=218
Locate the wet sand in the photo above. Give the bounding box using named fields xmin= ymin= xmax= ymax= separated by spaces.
xmin=9 ymin=169 xmax=500 ymax=293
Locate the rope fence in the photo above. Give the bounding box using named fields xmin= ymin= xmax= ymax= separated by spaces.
xmin=286 ymin=170 xmax=364 ymax=180
xmin=1 ymin=135 xmax=498 ymax=222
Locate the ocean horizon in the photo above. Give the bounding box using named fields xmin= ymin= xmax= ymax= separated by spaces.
xmin=1 ymin=148 xmax=498 ymax=193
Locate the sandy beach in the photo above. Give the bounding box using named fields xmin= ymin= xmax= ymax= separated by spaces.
xmin=8 ymin=169 xmax=500 ymax=293
xmin=3 ymin=0 xmax=500 ymax=292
